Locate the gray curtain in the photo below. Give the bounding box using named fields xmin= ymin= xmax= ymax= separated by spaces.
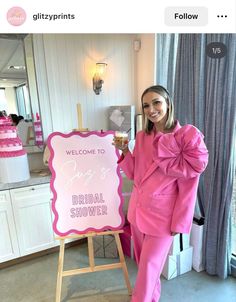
xmin=156 ymin=34 xmax=179 ymax=96
xmin=173 ymin=34 xmax=236 ymax=278
xmin=156 ymin=34 xmax=236 ymax=278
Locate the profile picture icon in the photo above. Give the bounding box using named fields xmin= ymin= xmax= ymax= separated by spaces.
xmin=7 ymin=7 xmax=26 ymax=26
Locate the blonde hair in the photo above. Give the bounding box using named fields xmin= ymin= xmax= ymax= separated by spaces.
xmin=141 ymin=85 xmax=175 ymax=134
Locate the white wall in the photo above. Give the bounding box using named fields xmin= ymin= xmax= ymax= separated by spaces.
xmin=33 ymin=34 xmax=138 ymax=140
xmin=135 ymin=34 xmax=156 ymax=113
xmin=4 ymin=88 xmax=18 ymax=114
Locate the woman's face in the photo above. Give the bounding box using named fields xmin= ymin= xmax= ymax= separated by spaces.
xmin=142 ymin=91 xmax=169 ymax=125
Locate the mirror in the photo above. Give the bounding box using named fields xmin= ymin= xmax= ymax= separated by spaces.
xmin=0 ymin=34 xmax=43 ymax=148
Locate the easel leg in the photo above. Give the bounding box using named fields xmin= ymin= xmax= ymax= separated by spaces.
xmin=55 ymin=239 xmax=65 ymax=302
xmin=54 ymin=231 xmax=132 ymax=299
xmin=87 ymin=236 xmax=95 ymax=270
xmin=114 ymin=233 xmax=132 ymax=295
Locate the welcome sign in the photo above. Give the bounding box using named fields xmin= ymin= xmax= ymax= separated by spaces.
xmin=47 ymin=131 xmax=124 ymax=236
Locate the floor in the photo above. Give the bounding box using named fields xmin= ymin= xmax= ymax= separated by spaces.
xmin=0 ymin=243 xmax=235 ymax=302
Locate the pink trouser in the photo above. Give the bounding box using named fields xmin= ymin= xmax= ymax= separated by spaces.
xmin=131 ymin=225 xmax=173 ymax=302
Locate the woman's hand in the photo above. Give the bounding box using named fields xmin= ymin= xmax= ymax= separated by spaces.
xmin=112 ymin=136 xmax=129 ymax=155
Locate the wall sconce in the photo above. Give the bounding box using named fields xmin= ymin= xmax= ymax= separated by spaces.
xmin=93 ymin=62 xmax=107 ymax=95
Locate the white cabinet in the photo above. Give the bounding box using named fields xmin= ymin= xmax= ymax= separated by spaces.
xmin=0 ymin=182 xmax=87 ymax=263
xmin=10 ymin=184 xmax=57 ymax=256
xmin=0 ymin=190 xmax=20 ymax=262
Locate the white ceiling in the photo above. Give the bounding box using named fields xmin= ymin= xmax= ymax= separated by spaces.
xmin=0 ymin=36 xmax=27 ymax=88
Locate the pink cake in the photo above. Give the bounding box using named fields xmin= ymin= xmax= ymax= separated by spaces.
xmin=0 ymin=117 xmax=26 ymax=157
xmin=33 ymin=114 xmax=44 ymax=147
xmin=0 ymin=117 xmax=11 ymax=126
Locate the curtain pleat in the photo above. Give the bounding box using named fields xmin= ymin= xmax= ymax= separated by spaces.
xmin=156 ymin=33 xmax=236 ymax=278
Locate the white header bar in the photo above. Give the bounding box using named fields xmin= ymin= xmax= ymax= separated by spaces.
xmin=0 ymin=0 xmax=235 ymax=33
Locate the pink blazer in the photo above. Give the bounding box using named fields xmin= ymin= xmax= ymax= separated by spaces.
xmin=118 ymin=122 xmax=208 ymax=236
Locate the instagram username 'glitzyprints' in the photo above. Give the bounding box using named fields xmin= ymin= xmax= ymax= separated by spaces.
xmin=33 ymin=13 xmax=75 ymax=21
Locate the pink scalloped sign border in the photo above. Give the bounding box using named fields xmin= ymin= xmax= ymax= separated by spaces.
xmin=47 ymin=131 xmax=125 ymax=236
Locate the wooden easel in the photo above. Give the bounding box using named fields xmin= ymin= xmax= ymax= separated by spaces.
xmin=72 ymin=103 xmax=89 ymax=132
xmin=55 ymin=230 xmax=132 ymax=302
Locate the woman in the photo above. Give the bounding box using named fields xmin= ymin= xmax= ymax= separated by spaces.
xmin=9 ymin=113 xmax=19 ymax=126
xmin=9 ymin=114 xmax=32 ymax=145
xmin=113 ymin=85 xmax=208 ymax=302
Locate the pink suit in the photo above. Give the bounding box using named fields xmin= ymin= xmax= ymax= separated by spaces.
xmin=118 ymin=122 xmax=208 ymax=302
